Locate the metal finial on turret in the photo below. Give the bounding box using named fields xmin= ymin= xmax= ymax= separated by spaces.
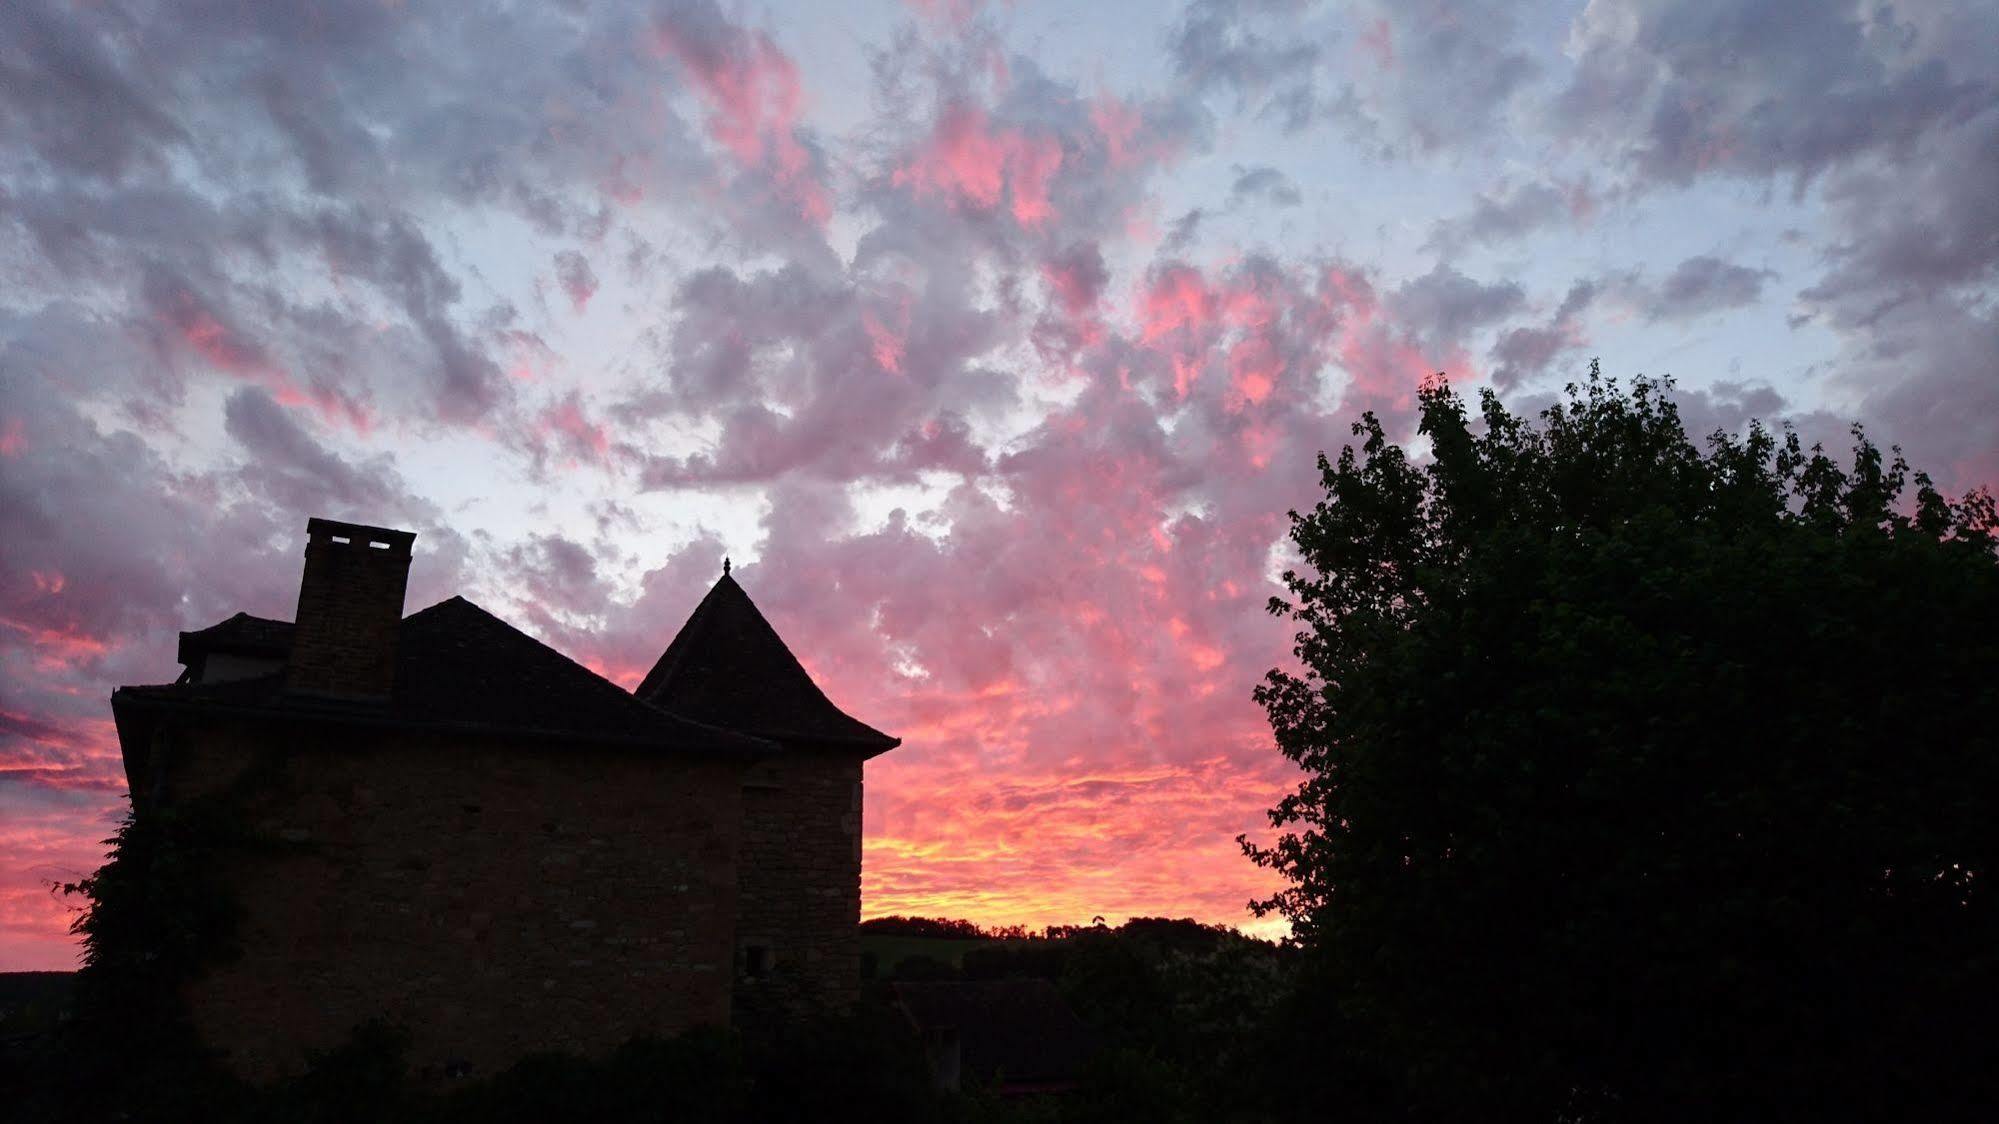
xmin=723 ymin=556 xmax=731 ymax=576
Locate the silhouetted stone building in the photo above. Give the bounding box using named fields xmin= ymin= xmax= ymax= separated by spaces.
xmin=110 ymin=518 xmax=898 ymax=1078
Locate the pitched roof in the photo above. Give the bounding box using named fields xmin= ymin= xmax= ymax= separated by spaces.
xmin=893 ymin=979 xmax=1097 ymax=1091
xmin=118 ymin=597 xmax=771 ymax=757
xmin=176 ymin=612 xmax=294 ymax=664
xmin=636 ymin=574 xmax=899 ymax=755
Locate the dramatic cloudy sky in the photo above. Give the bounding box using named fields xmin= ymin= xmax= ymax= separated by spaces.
xmin=3 ymin=0 xmax=1996 ymax=968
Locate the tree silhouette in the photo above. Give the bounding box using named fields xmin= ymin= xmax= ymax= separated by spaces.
xmin=1248 ymin=366 xmax=1999 ymax=1122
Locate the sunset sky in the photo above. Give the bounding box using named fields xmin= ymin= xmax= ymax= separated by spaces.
xmin=3 ymin=0 xmax=1996 ymax=969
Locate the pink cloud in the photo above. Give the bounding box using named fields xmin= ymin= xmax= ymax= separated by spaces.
xmin=1140 ymin=265 xmax=1217 ymax=343
xmin=1090 ymin=93 xmax=1146 ymax=169
xmin=533 ymin=392 xmax=612 ymax=468
xmin=0 ymin=791 xmax=120 ymax=970
xmin=1006 ymin=133 xmax=1062 ymax=227
xmin=893 ymin=102 xmax=1065 ymax=227
xmin=1136 ymin=263 xmax=1314 ymax=406
xmin=863 ymin=312 xmax=906 ymax=375
xmin=653 ymin=14 xmax=830 ymax=225
xmin=2 ymin=619 xmax=113 ymax=670
xmin=1359 ymin=17 xmax=1395 ymax=70
xmin=150 ymin=283 xmax=375 ymax=433
xmin=1042 ymin=258 xmax=1102 ymax=319
xmin=1319 ymin=264 xmax=1459 ymax=416
xmin=168 ymin=304 xmax=267 ymax=377
xmin=1227 ymin=334 xmax=1283 ymax=407
xmin=905 ymin=0 xmax=983 ymax=30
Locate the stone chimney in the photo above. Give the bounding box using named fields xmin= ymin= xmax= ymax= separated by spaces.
xmin=286 ymin=518 xmax=415 ymax=700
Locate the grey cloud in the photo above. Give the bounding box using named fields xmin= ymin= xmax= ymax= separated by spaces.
xmin=2 ymin=0 xmax=846 ymax=444
xmin=255 ymin=68 xmax=382 ymax=198
xmin=0 ymin=331 xmax=468 ymax=788
xmin=1042 ymin=242 xmax=1109 ymax=313
xmin=222 ymin=387 xmax=404 ymax=517
xmin=1489 ymin=280 xmax=1597 ymax=391
xmin=1168 ymin=0 xmax=1541 ymax=151
xmin=620 ymin=251 xmax=1010 ymax=486
xmin=1650 ymin=255 xmax=1776 ymax=321
xmin=1425 ymin=178 xmax=1592 ymax=253
xmin=286 ymin=207 xmax=508 ymax=423
xmin=1650 ymin=379 xmax=1841 ymax=455
xmin=501 ymin=534 xmax=610 ymax=621
xmin=1802 ymin=110 xmax=1999 ymax=321
xmin=1391 ymin=264 xmax=1526 ymax=350
xmin=1588 ymin=256 xmax=1775 ymax=326
xmin=2 ymin=181 xmax=263 ymax=284
xmin=1556 ymin=0 xmax=1990 ymax=188
xmin=1836 ymin=299 xmax=1999 ymax=494
xmin=1169 ymin=0 xmax=1325 ymax=131
xmin=1338 ymin=0 xmax=1540 ymax=153
xmin=1490 ymin=325 xmax=1571 ymax=392
xmin=0 ymin=3 xmax=187 ymax=180
xmin=1161 ymin=208 xmax=1205 ymax=255
xmin=1229 ymin=165 xmax=1301 ymax=208
xmin=0 ymin=361 xmax=289 ymax=700
xmin=554 ymin=251 xmax=600 ymax=313
xmin=1545 ymin=1 xmax=1998 ymax=495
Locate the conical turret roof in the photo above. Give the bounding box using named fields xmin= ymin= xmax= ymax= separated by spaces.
xmin=636 ymin=573 xmax=900 ymax=756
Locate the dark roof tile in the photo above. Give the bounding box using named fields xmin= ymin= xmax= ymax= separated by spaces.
xmin=177 ymin=612 xmax=294 ymax=664
xmin=121 ymin=597 xmax=768 ymax=755
xmin=636 ymin=574 xmax=899 ymax=755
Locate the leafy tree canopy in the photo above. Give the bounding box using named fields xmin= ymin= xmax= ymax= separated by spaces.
xmin=1248 ymin=366 xmax=1999 ymax=1122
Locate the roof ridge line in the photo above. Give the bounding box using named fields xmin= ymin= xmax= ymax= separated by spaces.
xmin=417 ymin=595 xmax=652 ymax=711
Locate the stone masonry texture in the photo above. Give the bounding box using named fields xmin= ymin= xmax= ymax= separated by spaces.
xmin=732 ymin=751 xmax=864 ymax=1014
xmin=164 ymin=718 xmax=745 ymax=1080
xmin=286 ymin=526 xmax=412 ymax=699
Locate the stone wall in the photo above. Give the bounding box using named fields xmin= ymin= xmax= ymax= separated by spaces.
xmin=163 ymin=719 xmax=745 ymax=1080
xmin=731 ymin=750 xmax=864 ymax=1014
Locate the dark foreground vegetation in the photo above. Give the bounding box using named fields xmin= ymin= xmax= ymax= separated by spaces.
xmin=3 ymin=918 xmax=1296 ymax=1123
xmin=8 ymin=369 xmax=1996 ymax=1121
xmin=1247 ymin=369 xmax=1999 ymax=1122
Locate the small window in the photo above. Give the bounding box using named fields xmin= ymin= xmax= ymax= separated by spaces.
xmin=745 ymin=945 xmax=771 ymax=978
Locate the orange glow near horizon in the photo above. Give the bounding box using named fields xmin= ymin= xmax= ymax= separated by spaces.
xmin=0 ymin=703 xmax=1298 ymax=969
xmin=858 ymin=748 xmax=1297 ymax=942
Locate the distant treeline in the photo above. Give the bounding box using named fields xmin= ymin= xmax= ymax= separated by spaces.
xmin=859 ymin=915 xmax=1009 ymax=939
xmin=859 ymin=915 xmax=1244 ymax=944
